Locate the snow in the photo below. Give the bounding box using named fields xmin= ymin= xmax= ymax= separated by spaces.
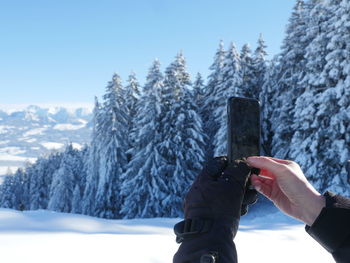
xmin=0 ymin=140 xmax=10 ymax=145
xmin=71 ymin=142 xmax=83 ymax=150
xmin=0 ymin=153 xmax=36 ymax=163
xmin=0 ymin=125 xmax=15 ymax=134
xmin=0 ymin=167 xmax=19 ymax=176
xmin=0 ymin=207 xmax=333 ymax=263
xmin=53 ymin=123 xmax=86 ymax=131
xmin=0 ymin=103 xmax=93 ymax=114
xmin=0 ymin=147 xmax=26 ymax=156
xmin=18 ymin=137 xmax=37 ymax=143
xmin=40 ymin=142 xmax=64 ymax=150
xmin=0 ymin=148 xmax=36 ymax=177
xmin=23 ymin=127 xmax=47 ymax=136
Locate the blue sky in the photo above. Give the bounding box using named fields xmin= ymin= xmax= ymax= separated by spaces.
xmin=0 ymin=0 xmax=295 ymax=105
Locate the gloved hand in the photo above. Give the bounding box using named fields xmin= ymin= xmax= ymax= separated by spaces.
xmin=173 ymin=157 xmax=258 ymax=263
xmin=184 ymin=156 xmax=257 ymax=231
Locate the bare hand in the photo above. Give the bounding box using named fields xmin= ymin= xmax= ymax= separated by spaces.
xmin=246 ymin=156 xmax=325 ymax=226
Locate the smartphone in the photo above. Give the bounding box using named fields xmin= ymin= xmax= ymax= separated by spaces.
xmin=227 ymin=97 xmax=261 ymax=163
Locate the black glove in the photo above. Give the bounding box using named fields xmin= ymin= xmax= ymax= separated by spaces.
xmin=173 ymin=157 xmax=258 ymax=263
xmin=184 ymin=156 xmax=257 ymax=228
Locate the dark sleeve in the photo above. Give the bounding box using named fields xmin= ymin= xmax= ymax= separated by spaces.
xmin=173 ymin=218 xmax=238 ymax=263
xmin=305 ymin=191 xmax=350 ymax=263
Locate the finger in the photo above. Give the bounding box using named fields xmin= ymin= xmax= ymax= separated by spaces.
xmin=259 ymin=168 xmax=275 ymax=179
xmin=251 ymin=174 xmax=273 ymax=185
xmin=269 ymin=157 xmax=293 ymax=165
xmin=246 ymin=156 xmax=286 ymax=177
xmin=251 ymin=175 xmax=273 ymax=199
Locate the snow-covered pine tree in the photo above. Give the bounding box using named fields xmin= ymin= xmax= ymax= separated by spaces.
xmin=28 ymin=158 xmax=47 ymax=210
xmin=72 ymin=185 xmax=82 ymax=214
xmin=239 ymin=43 xmax=256 ymax=98
xmin=178 ymin=84 xmax=206 ymax=174
xmin=270 ymin=0 xmax=310 ymax=160
xmin=159 ymin=52 xmax=206 ymax=217
xmin=0 ymin=168 xmax=28 ymax=210
xmin=125 ymin=72 xmax=141 ymax=162
xmin=71 ymin=146 xmax=88 ymax=214
xmin=252 ymin=34 xmax=268 ymax=99
xmin=11 ymin=168 xmax=28 ymax=211
xmin=192 ymin=72 xmax=206 ymax=122
xmin=202 ymin=41 xmax=226 ymax=160
xmin=288 ymin=0 xmax=330 ymax=175
xmin=0 ymin=173 xmax=15 ymax=208
xmin=290 ymin=0 xmax=350 ymax=195
xmin=213 ymin=42 xmax=241 ymax=156
xmin=260 ymin=58 xmax=278 ymax=156
xmin=29 ymin=152 xmax=62 ymax=210
xmin=82 ymin=97 xmax=102 ymax=216
xmin=20 ymin=167 xmax=31 ymax=210
xmin=94 ymin=73 xmax=128 ymax=219
xmin=323 ymin=0 xmax=350 ymax=194
xmin=48 ymin=144 xmax=82 ymax=213
xmin=121 ymin=59 xmax=168 ymax=218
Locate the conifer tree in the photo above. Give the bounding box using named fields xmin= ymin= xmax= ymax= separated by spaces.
xmin=121 ymin=60 xmax=168 ymax=218
xmin=82 ymin=97 xmax=102 ymax=216
xmin=12 ymin=168 xmax=29 ymax=211
xmin=94 ymin=73 xmax=128 ymax=219
xmin=252 ymin=35 xmax=268 ymax=99
xmin=0 ymin=174 xmax=15 ymax=208
xmin=71 ymin=146 xmax=88 ymax=214
xmin=290 ymin=0 xmax=349 ymax=194
xmin=213 ymin=42 xmax=241 ymax=156
xmin=125 ymin=72 xmax=141 ymax=162
xmin=239 ymin=43 xmax=256 ymax=98
xmin=29 ymin=158 xmax=47 ymax=210
xmin=202 ymin=41 xmax=226 ymax=160
xmin=193 ymin=73 xmax=206 ymax=122
xmin=260 ymin=59 xmax=277 ymax=156
xmin=48 ymin=144 xmax=82 ymax=213
xmin=0 ymin=168 xmax=28 ymax=210
xmin=29 ymin=152 xmax=62 ymax=210
xmin=72 ymin=185 xmax=82 ymax=214
xmin=324 ymin=0 xmax=350 ymax=194
xmin=159 ymin=53 xmax=206 ymax=217
xmin=270 ymin=0 xmax=310 ymax=160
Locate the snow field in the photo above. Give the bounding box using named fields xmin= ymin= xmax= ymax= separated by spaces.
xmin=0 ymin=209 xmax=333 ymax=263
xmin=53 ymin=123 xmax=86 ymax=131
xmin=40 ymin=142 xmax=65 ymax=150
xmin=0 ymin=167 xmax=19 ymax=176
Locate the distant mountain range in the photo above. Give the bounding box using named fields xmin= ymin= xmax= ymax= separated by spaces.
xmin=0 ymin=105 xmax=93 ymax=176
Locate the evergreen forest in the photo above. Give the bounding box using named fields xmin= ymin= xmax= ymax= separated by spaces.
xmin=1 ymin=0 xmax=350 ymax=219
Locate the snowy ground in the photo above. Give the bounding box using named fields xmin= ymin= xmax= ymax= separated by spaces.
xmin=0 ymin=205 xmax=333 ymax=263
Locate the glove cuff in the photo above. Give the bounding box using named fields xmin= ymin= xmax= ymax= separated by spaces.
xmin=174 ymin=218 xmax=213 ymax=243
xmin=174 ymin=217 xmax=239 ymax=244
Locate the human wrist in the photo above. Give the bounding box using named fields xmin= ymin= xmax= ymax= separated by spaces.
xmin=303 ymin=193 xmax=326 ymax=226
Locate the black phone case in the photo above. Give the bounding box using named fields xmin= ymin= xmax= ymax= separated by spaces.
xmin=227 ymin=97 xmax=261 ymax=163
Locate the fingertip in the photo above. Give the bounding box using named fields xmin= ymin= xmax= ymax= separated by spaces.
xmin=247 ymin=156 xmax=260 ymax=164
xmin=247 ymin=156 xmax=270 ymax=168
xmin=252 ymin=180 xmax=262 ymax=192
xmin=250 ymin=174 xmax=261 ymax=185
xmin=247 ymin=156 xmax=284 ymax=174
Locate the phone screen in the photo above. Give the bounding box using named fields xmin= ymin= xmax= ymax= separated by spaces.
xmin=227 ymin=97 xmax=260 ymax=163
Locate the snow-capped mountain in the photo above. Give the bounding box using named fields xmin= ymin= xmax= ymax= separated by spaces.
xmin=0 ymin=105 xmax=93 ymax=176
